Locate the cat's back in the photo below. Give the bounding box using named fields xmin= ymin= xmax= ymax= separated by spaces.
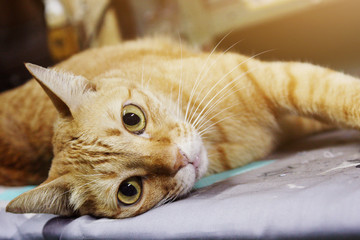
xmin=0 ymin=78 xmax=55 ymax=185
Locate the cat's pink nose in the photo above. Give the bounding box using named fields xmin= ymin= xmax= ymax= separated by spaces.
xmin=174 ymin=149 xmax=189 ymax=171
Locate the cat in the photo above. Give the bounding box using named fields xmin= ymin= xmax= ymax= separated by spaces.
xmin=2 ymin=37 xmax=357 ymax=218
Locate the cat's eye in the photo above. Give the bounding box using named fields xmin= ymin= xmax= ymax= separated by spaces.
xmin=117 ymin=177 xmax=142 ymax=205
xmin=122 ymin=104 xmax=146 ymax=134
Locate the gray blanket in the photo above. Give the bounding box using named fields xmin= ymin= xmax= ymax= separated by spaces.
xmin=1 ymin=130 xmax=360 ymax=239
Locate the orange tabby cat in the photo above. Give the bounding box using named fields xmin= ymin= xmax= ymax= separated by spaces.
xmin=2 ymin=37 xmax=355 ymax=218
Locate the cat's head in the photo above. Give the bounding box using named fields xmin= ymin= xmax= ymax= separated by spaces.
xmin=6 ymin=63 xmax=208 ymax=218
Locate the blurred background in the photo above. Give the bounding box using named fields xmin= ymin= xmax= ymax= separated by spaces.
xmin=1 ymin=0 xmax=359 ymax=92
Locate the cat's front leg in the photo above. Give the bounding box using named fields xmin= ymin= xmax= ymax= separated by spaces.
xmin=249 ymin=60 xmax=360 ymax=132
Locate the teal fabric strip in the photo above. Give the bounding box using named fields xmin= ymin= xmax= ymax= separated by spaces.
xmin=194 ymin=160 xmax=275 ymax=189
xmin=0 ymin=186 xmax=36 ymax=201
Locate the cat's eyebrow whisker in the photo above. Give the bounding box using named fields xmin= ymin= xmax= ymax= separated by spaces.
xmin=184 ymin=31 xmax=233 ymax=122
xmin=145 ymin=76 xmax=152 ymax=89
xmin=141 ymin=59 xmax=145 ymax=87
xmin=169 ymin=87 xmax=175 ymax=113
xmin=186 ymin=39 xmax=242 ymax=123
xmin=145 ymin=63 xmax=155 ymax=89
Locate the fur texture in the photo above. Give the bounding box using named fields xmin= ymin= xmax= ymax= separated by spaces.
xmin=2 ymin=37 xmax=356 ymax=218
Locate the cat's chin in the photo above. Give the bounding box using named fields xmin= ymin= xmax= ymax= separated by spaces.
xmin=173 ymin=146 xmax=207 ymax=197
xmin=180 ymin=144 xmax=208 ymax=181
xmin=192 ymin=145 xmax=208 ymax=181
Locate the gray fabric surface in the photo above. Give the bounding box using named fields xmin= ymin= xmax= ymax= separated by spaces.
xmin=1 ymin=130 xmax=360 ymax=239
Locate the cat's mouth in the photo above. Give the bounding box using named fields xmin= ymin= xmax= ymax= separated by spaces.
xmin=189 ymin=148 xmax=205 ymax=179
xmin=176 ymin=145 xmax=207 ymax=180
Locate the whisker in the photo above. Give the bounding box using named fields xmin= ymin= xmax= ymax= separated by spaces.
xmin=195 ymin=102 xmax=240 ymax=131
xmin=187 ymin=39 xmax=242 ymax=122
xmin=189 ymin=62 xmax=246 ymax=125
xmin=189 ymin=49 xmax=273 ymax=126
xmin=199 ymin=128 xmax=217 ymax=136
xmin=154 ymin=193 xmax=170 ymax=208
xmin=191 ymin=67 xmax=257 ymax=128
xmin=158 ymin=186 xmax=180 ymax=206
xmin=193 ymin=82 xmax=247 ymax=129
xmin=199 ymin=113 xmax=241 ymax=136
xmin=184 ymin=31 xmax=233 ymax=122
xmin=177 ymin=33 xmax=184 ymax=118
xmin=194 ymin=78 xmax=252 ymax=130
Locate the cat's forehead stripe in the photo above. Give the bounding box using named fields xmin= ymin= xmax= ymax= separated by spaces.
xmin=105 ymin=128 xmax=122 ymax=136
xmin=95 ymin=140 xmax=113 ymax=148
xmin=125 ymin=157 xmax=174 ymax=175
xmin=60 ymin=158 xmax=111 ymax=166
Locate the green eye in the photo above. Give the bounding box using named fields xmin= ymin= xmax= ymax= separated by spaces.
xmin=117 ymin=177 xmax=142 ymax=205
xmin=122 ymin=104 xmax=146 ymax=134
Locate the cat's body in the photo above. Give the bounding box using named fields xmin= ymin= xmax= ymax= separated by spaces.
xmin=1 ymin=38 xmax=355 ymax=218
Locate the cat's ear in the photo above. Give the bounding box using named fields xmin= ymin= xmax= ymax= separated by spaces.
xmin=25 ymin=63 xmax=96 ymax=118
xmin=6 ymin=176 xmax=75 ymax=216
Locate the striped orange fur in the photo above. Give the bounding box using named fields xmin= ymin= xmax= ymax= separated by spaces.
xmin=2 ymin=37 xmax=356 ymax=218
